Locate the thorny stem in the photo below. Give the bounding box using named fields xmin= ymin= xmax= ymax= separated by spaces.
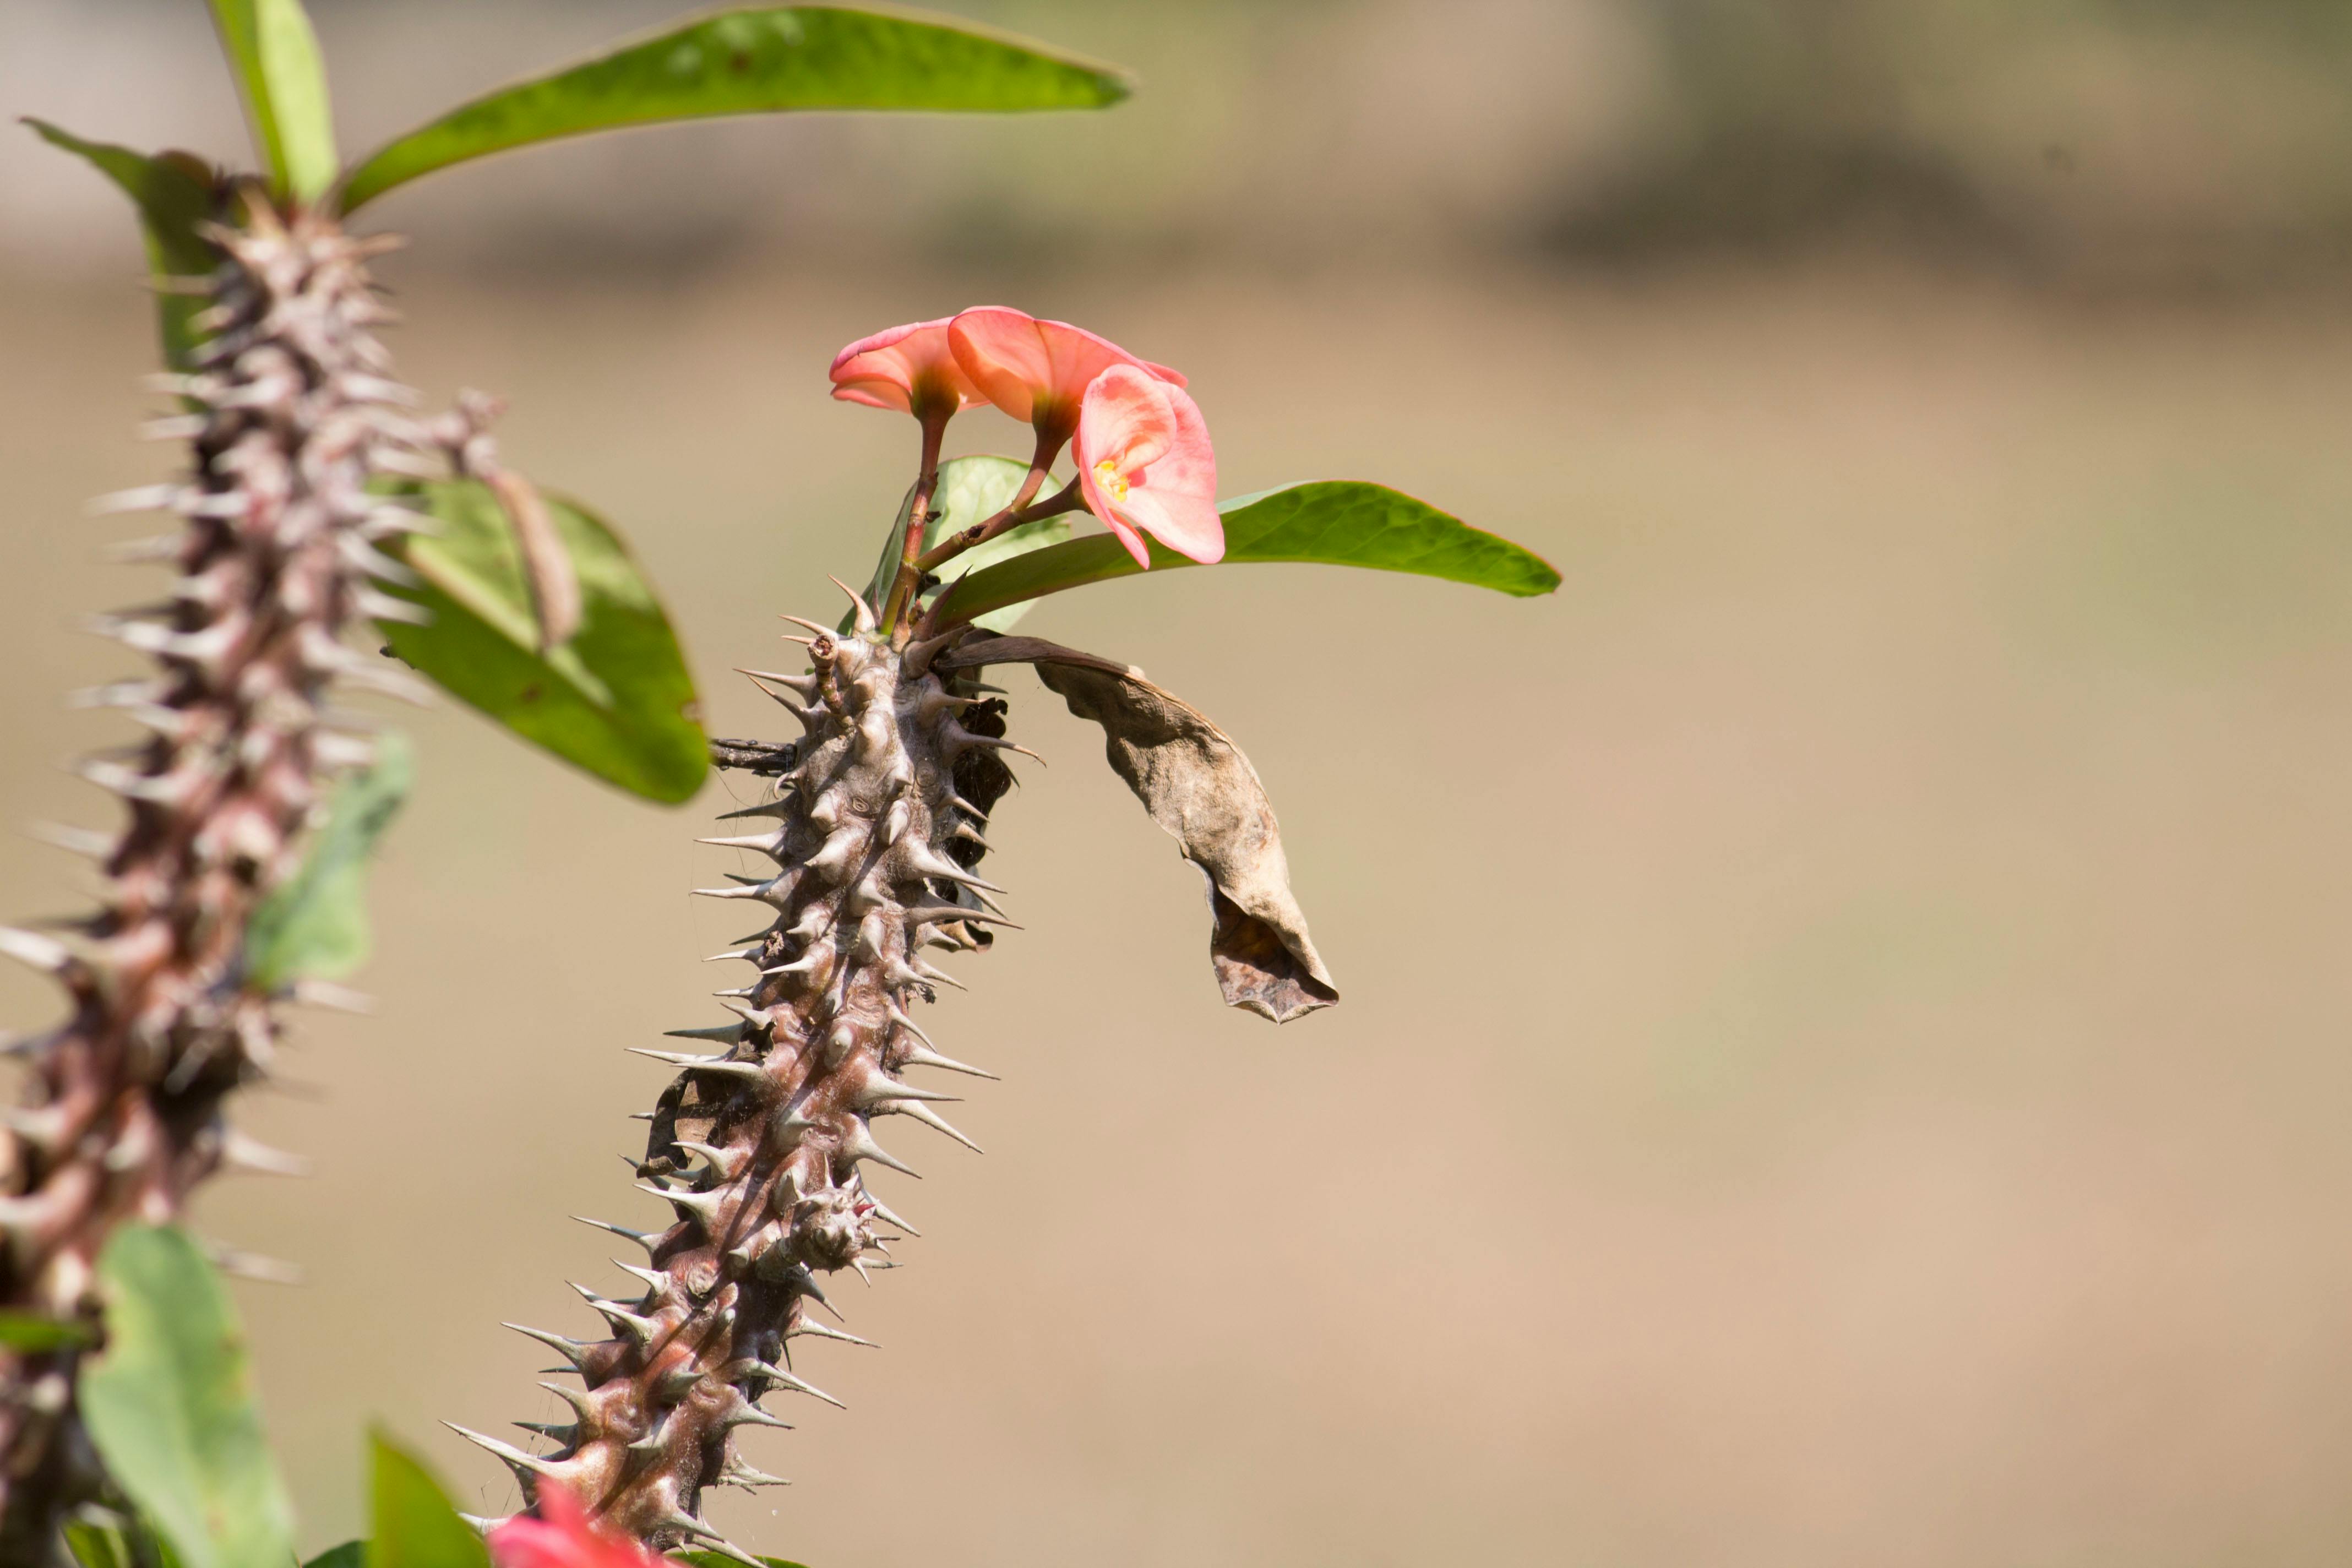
xmin=0 ymin=187 xmax=480 ymax=1559
xmin=877 ymin=415 xmax=948 ymax=638
xmin=457 ymin=617 xmax=1021 ymax=1557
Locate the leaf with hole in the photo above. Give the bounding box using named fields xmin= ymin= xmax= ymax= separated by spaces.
xmin=341 ymin=6 xmax=1130 ymax=211
xmin=204 ymin=0 xmax=338 ymax=201
xmin=22 ymin=121 xmax=217 ymax=372
xmin=79 ymin=1226 xmax=295 ymax=1568
xmin=377 ymin=480 xmax=707 ymax=804
xmin=242 ymin=731 xmax=411 ymax=990
xmin=932 ymin=480 xmax=1561 ymax=627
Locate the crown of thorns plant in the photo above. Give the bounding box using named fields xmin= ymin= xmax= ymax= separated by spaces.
xmin=2 ymin=4 xmax=1555 ymax=1565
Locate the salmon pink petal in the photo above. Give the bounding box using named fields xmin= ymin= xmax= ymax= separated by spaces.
xmin=1075 ymin=364 xmax=1223 ymax=568
xmin=828 ymin=318 xmax=979 ymax=423
xmin=948 ymin=307 xmax=1186 ymax=451
xmin=488 ymin=1482 xmax=677 ymax=1568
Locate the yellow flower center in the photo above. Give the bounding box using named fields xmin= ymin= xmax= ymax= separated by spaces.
xmin=1093 ymin=459 xmax=1130 ymax=503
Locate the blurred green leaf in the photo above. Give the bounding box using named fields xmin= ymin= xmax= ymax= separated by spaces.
xmin=857 ymin=454 xmax=1070 ymax=633
xmin=368 ymin=1432 xmax=491 ymax=1568
xmin=377 ymin=480 xmax=707 ymax=803
xmin=64 ymin=1515 xmax=182 ymax=1568
xmin=21 ymin=121 xmax=217 ymax=371
xmin=340 ymin=6 xmax=1131 ymax=211
xmin=932 ymin=480 xmax=1562 ymax=626
xmin=302 ymin=1546 xmax=363 ymax=1568
xmin=205 ymin=0 xmax=338 ymax=201
xmin=80 ymin=1227 xmax=295 ymax=1568
xmin=243 ymin=732 xmax=412 ymax=990
xmin=62 ymin=1518 xmax=133 ymax=1568
xmin=0 ymin=1310 xmax=95 ymax=1352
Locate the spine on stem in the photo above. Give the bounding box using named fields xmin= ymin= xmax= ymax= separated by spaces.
xmin=0 ymin=187 xmax=455 ymax=1552
xmin=462 ymin=599 xmax=1016 ymax=1556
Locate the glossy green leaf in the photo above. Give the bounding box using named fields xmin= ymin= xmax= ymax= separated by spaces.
xmin=931 ymin=480 xmax=1562 ymax=627
xmin=302 ymin=1545 xmax=363 ymax=1568
xmin=377 ymin=480 xmax=707 ymax=803
xmin=80 ymin=1227 xmax=295 ymax=1568
xmin=23 ymin=121 xmax=217 ymax=371
xmin=857 ymin=454 xmax=1070 ymax=633
xmin=341 ymin=6 xmax=1131 ymax=212
xmin=242 ymin=732 xmax=412 ymax=990
xmin=205 ymin=0 xmax=338 ymax=201
xmin=0 ymin=1309 xmax=95 ymax=1352
xmin=368 ymin=1432 xmax=491 ymax=1568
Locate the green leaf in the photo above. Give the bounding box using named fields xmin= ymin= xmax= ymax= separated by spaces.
xmin=0 ymin=1309 xmax=95 ymax=1352
xmin=80 ymin=1227 xmax=295 ymax=1568
xmin=367 ymin=1432 xmax=492 ymax=1568
xmin=931 ymin=480 xmax=1563 ymax=627
xmin=62 ymin=1519 xmax=133 ymax=1568
xmin=857 ymin=454 xmax=1070 ymax=633
xmin=301 ymin=1545 xmax=363 ymax=1568
xmin=205 ymin=0 xmax=338 ymax=202
xmin=64 ymin=1514 xmax=182 ymax=1568
xmin=22 ymin=121 xmax=217 ymax=372
xmin=377 ymin=480 xmax=707 ymax=803
xmin=242 ymin=731 xmax=412 ymax=990
xmin=340 ymin=6 xmax=1131 ymax=212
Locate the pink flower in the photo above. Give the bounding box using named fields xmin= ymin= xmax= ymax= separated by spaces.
xmin=488 ymin=1482 xmax=678 ymax=1568
xmin=946 ymin=307 xmax=1184 ymax=454
xmin=1074 ymin=363 xmax=1223 ymax=567
xmin=829 ymin=318 xmax=982 ymax=425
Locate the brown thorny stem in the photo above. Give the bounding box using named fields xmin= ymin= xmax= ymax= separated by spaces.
xmin=0 ymin=187 xmax=522 ymax=1557
xmin=456 ymin=598 xmax=1026 ymax=1558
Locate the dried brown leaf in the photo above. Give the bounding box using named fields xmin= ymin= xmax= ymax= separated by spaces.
xmin=941 ymin=635 xmax=1338 ymax=1023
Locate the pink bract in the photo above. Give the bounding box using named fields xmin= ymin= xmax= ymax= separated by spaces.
xmin=1074 ymin=363 xmax=1223 ymax=567
xmin=828 ymin=317 xmax=982 ymax=423
xmin=946 ymin=306 xmax=1184 ymax=452
xmin=487 ymin=1482 xmax=679 ymax=1568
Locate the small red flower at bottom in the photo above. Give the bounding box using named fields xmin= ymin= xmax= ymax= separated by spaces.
xmin=488 ymin=1483 xmax=681 ymax=1568
xmin=1075 ymin=363 xmax=1224 ymax=567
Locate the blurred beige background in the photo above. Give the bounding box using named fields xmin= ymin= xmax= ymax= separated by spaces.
xmin=8 ymin=1 xmax=2352 ymax=1564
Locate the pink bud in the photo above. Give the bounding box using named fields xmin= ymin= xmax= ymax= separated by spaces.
xmin=1074 ymin=363 xmax=1223 ymax=568
xmin=488 ymin=1482 xmax=680 ymax=1568
xmin=828 ymin=318 xmax=982 ymax=426
xmin=946 ymin=306 xmax=1184 ymax=456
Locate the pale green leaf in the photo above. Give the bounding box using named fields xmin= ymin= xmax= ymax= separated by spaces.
xmin=242 ymin=732 xmax=412 ymax=990
xmin=856 ymin=454 xmax=1070 ymax=633
xmin=205 ymin=0 xmax=338 ymax=202
xmin=80 ymin=1227 xmax=295 ymax=1568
